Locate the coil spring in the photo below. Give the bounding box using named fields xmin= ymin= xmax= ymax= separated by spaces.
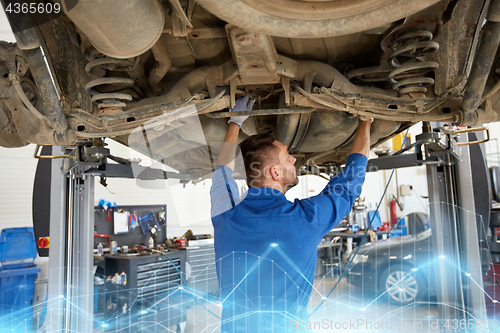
xmin=84 ymin=51 xmax=136 ymax=109
xmin=387 ymin=28 xmax=439 ymax=95
xmin=345 ymin=66 xmax=390 ymax=83
xmin=5 ymin=48 xmax=17 ymax=75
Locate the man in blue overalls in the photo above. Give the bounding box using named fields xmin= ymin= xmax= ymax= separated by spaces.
xmin=211 ymin=97 xmax=371 ymax=332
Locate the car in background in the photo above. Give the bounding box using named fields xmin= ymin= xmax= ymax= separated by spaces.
xmin=347 ymin=211 xmax=500 ymax=314
xmin=346 ymin=224 xmax=435 ymax=304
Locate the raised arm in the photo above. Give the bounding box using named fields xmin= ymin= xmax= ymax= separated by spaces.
xmin=210 ymin=96 xmax=254 ymax=217
xmin=215 ymin=96 xmax=255 ymax=169
xmin=298 ymin=120 xmax=371 ymax=233
xmin=216 ymin=122 xmax=241 ymax=170
xmin=349 ymin=119 xmax=371 ymax=158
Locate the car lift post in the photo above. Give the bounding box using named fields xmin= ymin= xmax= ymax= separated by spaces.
xmin=44 ymin=146 xmax=95 ymax=333
xmin=424 ymin=123 xmax=487 ymax=332
xmin=44 ymin=146 xmax=69 ymax=332
xmin=41 ymin=140 xmax=194 ymax=332
xmin=368 ymin=122 xmax=488 ymax=332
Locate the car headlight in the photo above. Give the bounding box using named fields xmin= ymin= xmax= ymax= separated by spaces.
xmin=351 ymin=254 xmax=369 ymax=265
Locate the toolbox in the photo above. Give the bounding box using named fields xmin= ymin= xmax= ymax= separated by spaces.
xmin=103 ymin=250 xmax=187 ymax=332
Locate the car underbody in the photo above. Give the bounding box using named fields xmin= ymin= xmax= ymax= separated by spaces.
xmin=0 ymin=0 xmax=499 ymax=178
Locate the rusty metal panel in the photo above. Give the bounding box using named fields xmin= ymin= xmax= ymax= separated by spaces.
xmin=226 ymin=24 xmax=280 ymax=84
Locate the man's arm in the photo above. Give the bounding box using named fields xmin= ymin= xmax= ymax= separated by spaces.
xmin=216 ymin=96 xmax=255 ymax=169
xmin=298 ymin=121 xmax=371 ymax=232
xmin=216 ymin=122 xmax=241 ymax=170
xmin=349 ymin=120 xmax=371 ymax=158
xmin=210 ymin=97 xmax=254 ymax=217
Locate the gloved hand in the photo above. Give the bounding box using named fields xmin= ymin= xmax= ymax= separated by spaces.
xmin=359 ymin=115 xmax=374 ymax=122
xmin=228 ymin=96 xmax=255 ymax=128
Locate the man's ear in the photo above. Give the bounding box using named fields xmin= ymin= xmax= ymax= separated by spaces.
xmin=269 ymin=165 xmax=282 ymax=181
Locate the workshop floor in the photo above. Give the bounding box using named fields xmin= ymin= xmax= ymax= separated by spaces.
xmin=182 ymin=276 xmax=439 ymax=333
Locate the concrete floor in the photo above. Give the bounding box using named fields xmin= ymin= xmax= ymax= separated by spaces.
xmin=182 ymin=276 xmax=439 ymax=333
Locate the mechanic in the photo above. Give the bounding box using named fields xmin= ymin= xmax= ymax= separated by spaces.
xmin=210 ymin=96 xmax=371 ymax=332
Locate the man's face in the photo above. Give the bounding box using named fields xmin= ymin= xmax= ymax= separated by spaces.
xmin=273 ymin=140 xmax=298 ymax=192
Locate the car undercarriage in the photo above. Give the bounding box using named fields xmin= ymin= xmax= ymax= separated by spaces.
xmin=0 ymin=0 xmax=499 ymax=177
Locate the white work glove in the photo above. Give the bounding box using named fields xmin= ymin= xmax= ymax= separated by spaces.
xmin=359 ymin=116 xmax=374 ymax=122
xmin=228 ymin=96 xmax=255 ymax=128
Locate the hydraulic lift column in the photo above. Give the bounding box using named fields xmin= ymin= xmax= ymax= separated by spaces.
xmin=423 ymin=122 xmax=486 ymax=332
xmin=43 ymin=146 xmax=95 ymax=332
xmin=368 ymin=123 xmax=488 ymax=332
xmin=44 ymin=146 xmax=67 ymax=332
xmin=65 ymin=169 xmax=95 ymax=331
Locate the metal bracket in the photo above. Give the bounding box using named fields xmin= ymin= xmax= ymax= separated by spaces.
xmin=303 ymin=72 xmax=315 ymax=94
xmin=277 ymin=55 xmax=298 ymax=78
xmin=171 ymin=13 xmax=191 ymax=38
xmin=230 ymin=78 xmax=237 ymax=109
xmin=169 ymin=0 xmax=193 ymax=29
xmin=205 ymin=79 xmax=218 ymax=99
xmin=282 ymin=76 xmax=290 ymax=105
xmin=226 ymin=24 xmax=280 ymax=84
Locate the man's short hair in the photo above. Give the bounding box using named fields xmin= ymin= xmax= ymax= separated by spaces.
xmin=239 ymin=134 xmax=280 ymax=186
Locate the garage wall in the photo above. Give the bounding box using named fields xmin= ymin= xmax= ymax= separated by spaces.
xmin=0 ymin=145 xmax=39 ymax=231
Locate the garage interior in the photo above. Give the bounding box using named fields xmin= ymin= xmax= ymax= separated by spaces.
xmin=0 ymin=113 xmax=500 ymax=332
xmin=3 ymin=117 xmax=500 ymax=333
xmin=1 ymin=0 xmax=500 ymax=332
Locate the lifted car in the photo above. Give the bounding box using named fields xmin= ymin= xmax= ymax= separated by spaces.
xmin=0 ymin=0 xmax=499 ymax=177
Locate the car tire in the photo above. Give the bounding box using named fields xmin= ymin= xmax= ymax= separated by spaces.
xmin=379 ymin=265 xmax=426 ymax=304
